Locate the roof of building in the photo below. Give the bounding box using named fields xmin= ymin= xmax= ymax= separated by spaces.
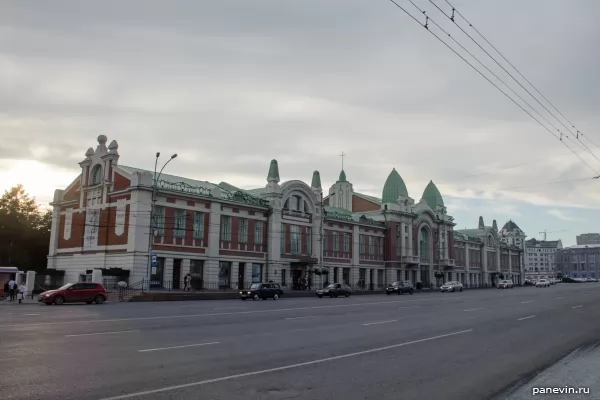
xmin=338 ymin=170 xmax=347 ymax=182
xmin=324 ymin=205 xmax=353 ymax=216
xmin=526 ymin=238 xmax=561 ymax=247
xmin=421 ymin=180 xmax=444 ymax=209
xmin=381 ymin=168 xmax=409 ymax=203
xmin=561 ymin=244 xmax=600 ymax=250
xmin=268 ymin=159 xmax=280 ymax=181
xmin=354 ymin=192 xmax=382 ymax=204
xmin=311 ymin=171 xmax=322 ymax=189
xmin=501 ymin=220 xmax=521 ymax=231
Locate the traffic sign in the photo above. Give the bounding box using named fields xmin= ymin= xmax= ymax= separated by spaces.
xmin=151 ymin=254 xmax=157 ymax=266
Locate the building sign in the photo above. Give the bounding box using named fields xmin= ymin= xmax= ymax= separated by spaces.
xmin=64 ymin=208 xmax=73 ymax=240
xmin=83 ymin=207 xmax=100 ymax=250
xmin=158 ymin=180 xmax=211 ymax=196
xmin=115 ymin=199 xmax=126 ymax=236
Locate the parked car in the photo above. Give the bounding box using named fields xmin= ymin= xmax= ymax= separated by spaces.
xmin=440 ymin=281 xmax=463 ymax=292
xmin=497 ymin=279 xmax=514 ymax=289
xmin=386 ymin=281 xmax=414 ymax=295
xmin=240 ymin=283 xmax=283 ymax=300
xmin=38 ymin=282 xmax=107 ymax=305
xmin=316 ymin=283 xmax=351 ymax=298
xmin=535 ymin=279 xmax=550 ymax=287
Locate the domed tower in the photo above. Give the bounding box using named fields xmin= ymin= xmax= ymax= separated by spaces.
xmin=327 ymin=169 xmax=353 ymax=212
xmin=380 ymin=168 xmax=413 ymax=213
xmin=421 ymin=180 xmax=445 ymax=212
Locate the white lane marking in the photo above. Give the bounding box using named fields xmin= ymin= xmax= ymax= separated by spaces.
xmin=583 ymin=294 xmax=589 ymax=296
xmin=138 ymin=342 xmax=220 ymax=353
xmin=572 ymin=305 xmax=583 ymax=309
xmin=99 ymin=329 xmax=473 ymax=400
xmin=555 ymin=297 xmax=564 ymax=299
xmin=520 ymin=301 xmax=533 ymax=304
xmin=24 ymin=314 xmax=40 ymax=316
xmin=1 ymin=297 xmax=452 ymax=328
xmin=517 ymin=315 xmax=536 ymax=321
xmin=398 ymin=305 xmax=421 ymax=310
xmin=284 ymin=315 xmax=318 ymax=320
xmin=363 ymin=320 xmax=397 ymax=326
xmin=463 ymin=308 xmax=484 ymax=312
xmin=65 ymin=330 xmax=140 ymax=337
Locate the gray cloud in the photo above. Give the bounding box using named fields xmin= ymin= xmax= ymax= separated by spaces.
xmin=1 ymin=0 xmax=600 ymax=212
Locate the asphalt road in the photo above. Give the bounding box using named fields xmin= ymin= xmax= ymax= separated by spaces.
xmin=1 ymin=284 xmax=599 ymax=400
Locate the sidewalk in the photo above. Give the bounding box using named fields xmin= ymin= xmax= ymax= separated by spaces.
xmin=498 ymin=343 xmax=599 ymax=399
xmin=0 ymin=297 xmax=38 ymax=306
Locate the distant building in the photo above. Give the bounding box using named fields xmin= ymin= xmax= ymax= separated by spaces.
xmin=524 ymin=238 xmax=563 ymax=280
xmin=576 ymin=233 xmax=600 ymax=246
xmin=556 ymin=244 xmax=600 ymax=279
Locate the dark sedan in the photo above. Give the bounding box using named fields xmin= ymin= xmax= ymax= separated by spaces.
xmin=316 ymin=283 xmax=351 ymax=298
xmin=240 ymin=283 xmax=283 ymax=300
xmin=386 ymin=281 xmax=414 ymax=295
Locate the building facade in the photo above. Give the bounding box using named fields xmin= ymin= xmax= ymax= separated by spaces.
xmin=555 ymin=244 xmax=600 ymax=279
xmin=576 ymin=233 xmax=600 ymax=246
xmin=47 ymin=136 xmax=524 ymax=289
xmin=523 ymin=238 xmax=563 ymax=280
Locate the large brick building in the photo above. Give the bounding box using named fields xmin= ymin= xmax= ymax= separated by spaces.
xmin=47 ymin=136 xmax=524 ymax=289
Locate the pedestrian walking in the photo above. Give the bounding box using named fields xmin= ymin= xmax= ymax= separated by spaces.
xmin=18 ymin=283 xmax=26 ymax=304
xmin=8 ymin=278 xmax=16 ymax=301
xmin=183 ymin=273 xmax=191 ymax=291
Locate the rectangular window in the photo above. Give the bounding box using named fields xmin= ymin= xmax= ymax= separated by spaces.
xmin=290 ymin=225 xmax=300 ymax=254
xmin=369 ymin=236 xmax=374 ymax=255
xmin=193 ymin=212 xmax=205 ymax=239
xmin=396 ymin=236 xmax=401 ymax=257
xmin=174 ymin=210 xmax=186 ymax=238
xmin=238 ymin=218 xmax=248 ymax=243
xmin=281 ymin=269 xmax=287 ymax=286
xmin=153 ymin=206 xmax=165 ymax=236
xmin=281 ymin=223 xmax=286 ymax=252
xmin=254 ymin=220 xmax=263 ymax=245
xmin=305 ymin=227 xmax=312 ymax=254
xmin=378 ymin=237 xmax=383 ymax=255
xmin=221 ymin=215 xmax=232 ymax=241
xmin=251 ymin=263 xmax=262 ymax=283
xmin=343 ymin=233 xmax=350 ymax=253
xmin=405 ymin=237 xmax=409 ymax=255
xmin=359 ymin=234 xmax=364 ymax=255
xmin=323 ymin=230 xmax=328 ymax=256
xmin=333 ymin=231 xmax=339 ymax=257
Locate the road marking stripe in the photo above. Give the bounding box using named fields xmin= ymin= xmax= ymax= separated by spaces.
xmin=284 ymin=316 xmax=318 ymax=320
xmin=517 ymin=315 xmax=536 ymax=321
xmin=464 ymin=308 xmax=484 ymax=312
xmin=99 ymin=329 xmax=473 ymax=400
xmin=555 ymin=297 xmax=564 ymax=299
xmin=363 ymin=320 xmax=397 ymax=326
xmin=0 ymin=297 xmax=451 ymax=328
xmin=65 ymin=330 xmax=140 ymax=337
xmin=583 ymin=294 xmax=589 ymax=296
xmin=572 ymin=305 xmax=583 ymax=309
xmin=23 ymin=314 xmax=40 ymax=316
xmin=398 ymin=305 xmax=421 ymax=310
xmin=520 ymin=301 xmax=533 ymax=304
xmin=138 ymin=342 xmax=220 ymax=353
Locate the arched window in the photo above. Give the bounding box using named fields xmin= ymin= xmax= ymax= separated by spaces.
xmin=420 ymin=227 xmax=430 ymax=259
xmin=91 ymin=164 xmax=103 ymax=185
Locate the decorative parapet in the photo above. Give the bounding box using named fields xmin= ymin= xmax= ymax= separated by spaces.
xmin=324 ymin=210 xmax=354 ymax=222
xmin=359 ymin=214 xmax=386 ymax=227
xmin=157 ymin=180 xmax=270 ymax=207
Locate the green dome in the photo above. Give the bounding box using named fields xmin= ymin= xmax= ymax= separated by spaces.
xmin=381 ymin=168 xmax=409 ymax=203
xmin=421 ymin=180 xmax=444 ymax=209
xmin=338 ymin=170 xmax=347 ymax=182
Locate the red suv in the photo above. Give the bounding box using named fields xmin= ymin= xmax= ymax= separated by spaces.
xmin=38 ymin=282 xmax=107 ymax=305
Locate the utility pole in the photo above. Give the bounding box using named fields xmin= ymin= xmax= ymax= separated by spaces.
xmin=319 ymin=191 xmax=325 ymax=288
xmin=146 ymin=152 xmax=177 ymax=290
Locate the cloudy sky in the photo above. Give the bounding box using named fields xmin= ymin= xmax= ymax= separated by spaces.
xmin=1 ymin=0 xmax=599 ymax=245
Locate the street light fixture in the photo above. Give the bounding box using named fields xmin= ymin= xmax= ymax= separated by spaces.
xmin=146 ymin=152 xmax=177 ymax=289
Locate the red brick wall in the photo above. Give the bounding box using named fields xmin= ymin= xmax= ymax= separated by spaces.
xmin=57 ymin=211 xmax=85 ymax=249
xmin=97 ymin=206 xmax=129 ymax=246
xmin=63 ymin=180 xmax=80 ymax=202
xmin=113 ymin=172 xmax=131 ymax=191
xmin=352 ymin=195 xmax=380 ymax=212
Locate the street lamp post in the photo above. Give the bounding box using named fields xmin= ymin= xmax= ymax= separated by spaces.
xmin=146 ymin=152 xmax=177 ymax=289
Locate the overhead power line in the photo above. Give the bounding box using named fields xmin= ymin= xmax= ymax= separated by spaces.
xmin=385 ymin=0 xmax=600 ymax=176
xmin=437 ymin=0 xmax=600 ymax=161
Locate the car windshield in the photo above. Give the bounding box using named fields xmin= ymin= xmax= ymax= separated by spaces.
xmin=250 ymin=283 xmax=262 ymax=289
xmin=327 ymin=284 xmax=337 ymax=289
xmin=391 ymin=282 xmax=400 ymax=287
xmin=499 ymin=280 xmax=508 ymax=283
xmin=444 ymin=282 xmax=454 ymax=286
xmin=56 ymin=283 xmax=73 ymax=291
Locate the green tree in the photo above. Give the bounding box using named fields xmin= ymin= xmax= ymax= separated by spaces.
xmin=0 ymin=184 xmax=51 ymax=272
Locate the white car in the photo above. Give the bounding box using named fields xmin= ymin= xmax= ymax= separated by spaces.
xmin=440 ymin=281 xmax=463 ymax=292
xmin=497 ymin=279 xmax=514 ymax=289
xmin=535 ymin=279 xmax=550 ymax=287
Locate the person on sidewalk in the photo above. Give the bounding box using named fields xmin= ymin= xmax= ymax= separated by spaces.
xmin=18 ymin=283 xmax=26 ymax=304
xmin=8 ymin=278 xmax=16 ymax=301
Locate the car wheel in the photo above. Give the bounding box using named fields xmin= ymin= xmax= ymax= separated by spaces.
xmin=94 ymin=295 xmax=105 ymax=304
xmin=53 ymin=296 xmax=65 ymax=305
xmin=253 ymin=294 xmax=259 ymax=300
xmin=273 ymin=293 xmax=279 ymax=300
